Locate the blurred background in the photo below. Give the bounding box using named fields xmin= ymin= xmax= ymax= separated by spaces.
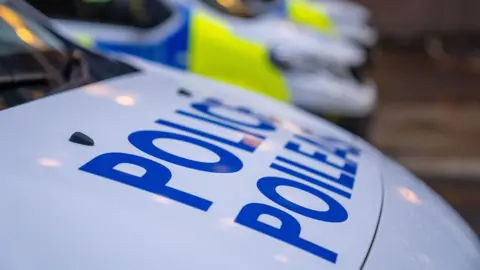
xmin=359 ymin=0 xmax=480 ymax=235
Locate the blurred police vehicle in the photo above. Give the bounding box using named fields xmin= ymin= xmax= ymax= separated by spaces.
xmin=1 ymin=1 xmax=479 ymax=270
xmin=26 ymin=0 xmax=377 ymax=138
xmin=191 ymin=0 xmax=378 ymax=59
xmin=194 ymin=0 xmax=378 ymax=72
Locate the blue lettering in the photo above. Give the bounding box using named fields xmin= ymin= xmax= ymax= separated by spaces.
xmin=235 ymin=203 xmax=338 ymax=263
xmin=129 ymin=130 xmax=243 ymax=173
xmin=257 ymin=177 xmax=348 ymax=222
xmin=285 ymin=141 xmax=357 ymax=176
xmin=156 ymin=118 xmax=263 ymax=153
xmin=176 ymin=110 xmax=266 ymax=139
xmin=79 ymin=153 xmax=212 ymax=211
xmin=191 ymin=100 xmax=276 ymax=131
xmin=277 ymin=156 xmax=355 ymax=189
xmin=322 ymin=136 xmax=361 ymax=156
xmin=294 ymin=135 xmax=357 ymax=160
xmin=270 ymin=162 xmax=351 ymax=199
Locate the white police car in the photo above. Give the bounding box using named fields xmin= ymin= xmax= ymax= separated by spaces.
xmin=1 ymin=0 xmax=479 ymax=269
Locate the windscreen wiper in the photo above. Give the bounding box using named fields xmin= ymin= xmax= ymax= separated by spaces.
xmin=0 ymin=70 xmax=50 ymax=88
xmin=0 ymin=70 xmax=52 ymax=109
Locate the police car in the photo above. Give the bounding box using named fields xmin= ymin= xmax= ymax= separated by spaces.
xmin=188 ymin=0 xmax=378 ymax=52
xmin=1 ymin=1 xmax=480 ymax=269
xmin=292 ymin=0 xmax=377 ymax=46
xmin=171 ymin=0 xmax=376 ymax=76
xmin=194 ymin=0 xmax=378 ymax=69
xmin=26 ymin=0 xmax=377 ymax=138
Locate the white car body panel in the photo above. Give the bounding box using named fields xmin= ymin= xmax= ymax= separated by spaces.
xmin=283 ymin=0 xmax=378 ymax=47
xmin=175 ymin=0 xmax=366 ymax=66
xmin=363 ymin=157 xmax=480 ymax=270
xmin=0 ymin=54 xmax=479 ymax=270
xmin=51 ymin=18 xmax=377 ymax=117
xmin=1 ymin=62 xmax=381 ymax=270
xmin=313 ymin=0 xmax=371 ymax=24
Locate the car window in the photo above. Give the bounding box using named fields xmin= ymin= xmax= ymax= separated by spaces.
xmin=26 ymin=0 xmax=174 ymax=29
xmin=0 ymin=4 xmax=64 ymax=55
xmin=0 ymin=0 xmax=137 ymax=111
xmin=202 ymin=0 xmax=277 ymax=18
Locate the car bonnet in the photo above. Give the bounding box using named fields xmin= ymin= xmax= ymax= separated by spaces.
xmin=0 ymin=65 xmax=382 ymax=270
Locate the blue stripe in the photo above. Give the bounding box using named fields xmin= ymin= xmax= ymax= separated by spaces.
xmin=270 ymin=0 xmax=288 ymax=17
xmin=95 ymin=5 xmax=191 ymax=70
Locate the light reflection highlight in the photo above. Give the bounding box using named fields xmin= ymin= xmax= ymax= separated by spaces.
xmin=83 ymin=84 xmax=113 ymax=97
xmin=15 ymin=27 xmax=38 ymax=46
xmin=38 ymin=158 xmax=62 ymax=168
xmin=398 ymin=187 xmax=422 ymax=205
xmin=153 ymin=195 xmax=173 ymax=204
xmin=218 ymin=217 xmax=238 ymax=229
xmin=217 ymin=0 xmax=236 ymax=8
xmin=241 ymin=135 xmax=262 ymax=148
xmin=115 ymin=95 xmax=135 ymax=106
xmin=0 ymin=5 xmax=23 ymax=28
xmin=0 ymin=5 xmax=43 ymax=48
xmin=274 ymin=254 xmax=289 ymax=263
xmin=279 ymin=120 xmax=304 ymax=134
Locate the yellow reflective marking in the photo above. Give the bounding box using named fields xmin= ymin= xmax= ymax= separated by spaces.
xmin=75 ymin=34 xmax=95 ymax=48
xmin=287 ymin=0 xmax=336 ymax=34
xmin=189 ymin=11 xmax=290 ymax=102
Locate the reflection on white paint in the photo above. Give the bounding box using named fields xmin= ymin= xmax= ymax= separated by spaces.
xmin=218 ymin=217 xmax=237 ymax=229
xmin=38 ymin=158 xmax=62 ymax=168
xmin=398 ymin=187 xmax=422 ymax=205
xmin=279 ymin=120 xmax=304 ymax=134
xmin=258 ymin=140 xmax=285 ymax=152
xmin=274 ymin=254 xmax=289 ymax=263
xmin=153 ymin=195 xmax=173 ymax=205
xmin=415 ymin=253 xmax=432 ymax=265
xmin=83 ymin=84 xmax=112 ymax=97
xmin=115 ymin=95 xmax=135 ymax=106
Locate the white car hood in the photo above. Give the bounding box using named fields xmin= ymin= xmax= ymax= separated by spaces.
xmin=0 ymin=58 xmax=478 ymax=270
xmin=0 ymin=61 xmax=381 ymax=270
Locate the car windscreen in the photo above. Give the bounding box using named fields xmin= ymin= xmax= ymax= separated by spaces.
xmin=0 ymin=0 xmax=138 ymax=111
xmin=26 ymin=0 xmax=173 ymax=29
xmin=201 ymin=0 xmax=278 ymax=18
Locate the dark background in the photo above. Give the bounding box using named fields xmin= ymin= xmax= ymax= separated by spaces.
xmin=359 ymin=0 xmax=480 ymax=235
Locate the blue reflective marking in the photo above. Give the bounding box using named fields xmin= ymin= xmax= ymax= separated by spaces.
xmin=257 ymin=177 xmax=348 ymax=222
xmin=176 ymin=110 xmax=266 ymax=140
xmin=79 ymin=152 xmax=212 ymax=211
xmin=277 ymin=156 xmax=355 ymax=189
xmin=191 ymin=101 xmax=277 ymax=131
xmin=269 ymin=0 xmax=288 ymax=17
xmin=155 ymin=118 xmax=263 ymax=153
xmin=128 ymin=130 xmax=243 ymax=173
xmin=285 ymin=140 xmax=358 ymax=176
xmin=235 ymin=203 xmax=338 ymax=263
xmin=95 ymin=6 xmax=191 ymax=70
xmin=270 ymin=162 xmax=352 ymax=199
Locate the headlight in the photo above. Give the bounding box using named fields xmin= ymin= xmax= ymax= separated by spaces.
xmin=268 ymin=45 xmax=323 ymax=72
xmin=269 ymin=45 xmax=367 ymax=83
xmin=335 ymin=24 xmax=378 ymax=48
